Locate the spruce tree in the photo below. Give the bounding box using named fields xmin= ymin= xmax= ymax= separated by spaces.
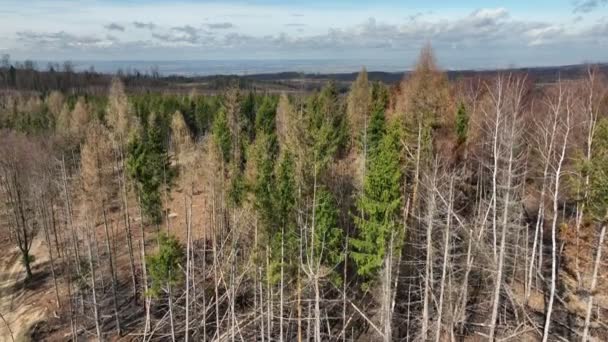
xmin=127 ymin=113 xmax=174 ymax=223
xmin=253 ymin=132 xmax=277 ymax=225
xmin=256 ymin=95 xmax=277 ymax=136
xmin=272 ymin=151 xmax=298 ymax=279
xmin=351 ymin=125 xmax=403 ymax=280
xmin=307 ymin=82 xmax=347 ymax=173
xmin=587 ymin=118 xmax=608 ymax=218
xmin=212 ymin=107 xmax=232 ymax=164
xmin=147 ymin=234 xmax=185 ymax=298
xmin=313 ymin=187 xmax=344 ymax=285
xmin=367 ymin=83 xmax=388 ymax=154
xmin=241 ymin=91 xmax=257 ymax=141
xmin=455 ymin=102 xmax=469 ymax=144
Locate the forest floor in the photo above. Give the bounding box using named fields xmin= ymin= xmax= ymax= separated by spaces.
xmin=0 ymin=234 xmax=54 ymax=342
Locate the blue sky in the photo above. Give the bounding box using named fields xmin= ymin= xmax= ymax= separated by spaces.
xmin=1 ymin=0 xmax=607 ymax=69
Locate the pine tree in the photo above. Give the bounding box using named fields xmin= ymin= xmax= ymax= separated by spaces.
xmin=351 ymin=125 xmax=403 ymax=280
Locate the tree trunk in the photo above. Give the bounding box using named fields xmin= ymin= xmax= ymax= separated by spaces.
xmin=582 ymin=219 xmax=607 ymax=341
xmin=86 ymin=222 xmax=102 ymax=341
xmin=542 ymin=100 xmax=570 ymax=342
xmin=103 ymin=210 xmax=121 ymax=335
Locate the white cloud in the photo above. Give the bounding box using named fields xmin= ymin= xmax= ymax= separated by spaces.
xmin=2 ymin=3 xmax=606 ymax=68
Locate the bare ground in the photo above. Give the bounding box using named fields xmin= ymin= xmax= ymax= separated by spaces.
xmin=0 ymin=234 xmax=52 ymax=342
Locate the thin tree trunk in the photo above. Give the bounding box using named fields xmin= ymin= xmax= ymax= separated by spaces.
xmin=135 ymin=196 xmax=150 ymax=340
xmin=103 ymin=209 xmax=121 ymax=335
xmin=280 ymin=222 xmax=285 ymax=342
xmin=185 ymin=188 xmax=192 ymax=342
xmin=422 ymin=166 xmax=438 ymax=340
xmin=582 ymin=218 xmax=607 ymax=341
xmin=86 ymin=221 xmax=102 ymax=341
xmin=119 ymin=146 xmax=138 ymax=299
xmin=38 ymin=199 xmax=61 ymax=311
xmin=542 ymin=103 xmax=570 ymax=342
xmin=436 ymin=179 xmax=453 ymax=342
xmin=168 ymin=276 xmax=176 ymax=342
xmin=212 ymin=189 xmax=221 ymax=339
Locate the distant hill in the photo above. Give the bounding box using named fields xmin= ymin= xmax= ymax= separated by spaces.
xmin=238 ymin=63 xmax=608 ymax=84
xmin=1 ymin=63 xmax=606 ymax=94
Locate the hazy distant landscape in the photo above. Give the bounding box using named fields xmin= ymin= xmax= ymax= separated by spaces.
xmin=66 ymin=59 xmax=411 ymax=76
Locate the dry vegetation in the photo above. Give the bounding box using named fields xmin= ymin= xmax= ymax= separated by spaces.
xmin=0 ymin=47 xmax=607 ymax=342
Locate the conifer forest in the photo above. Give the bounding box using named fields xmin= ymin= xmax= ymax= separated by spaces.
xmin=0 ymin=46 xmax=607 ymax=341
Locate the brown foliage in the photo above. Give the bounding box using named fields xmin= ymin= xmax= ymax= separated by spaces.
xmin=80 ymin=121 xmax=114 ymax=208
xmin=106 ymin=77 xmax=132 ymax=139
xmin=69 ymin=97 xmax=90 ymax=137
xmin=392 ymin=44 xmax=453 ymax=127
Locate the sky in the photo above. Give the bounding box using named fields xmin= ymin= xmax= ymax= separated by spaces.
xmin=1 ymin=0 xmax=607 ymax=70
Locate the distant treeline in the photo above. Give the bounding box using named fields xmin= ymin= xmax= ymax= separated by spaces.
xmin=2 ymin=54 xmax=606 ymax=94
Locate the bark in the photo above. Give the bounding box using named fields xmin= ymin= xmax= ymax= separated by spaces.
xmin=542 ymin=90 xmax=570 ymax=342
xmin=86 ymin=220 xmax=102 ymax=341
xmin=582 ymin=218 xmax=607 ymax=341
xmin=103 ymin=209 xmax=121 ymax=335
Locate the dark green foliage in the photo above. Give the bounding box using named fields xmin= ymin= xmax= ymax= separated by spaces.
xmin=270 ymin=151 xmax=299 ymax=281
xmin=587 ymin=118 xmax=608 ymax=219
xmin=351 ymin=125 xmax=403 ymax=280
xmin=228 ymin=162 xmax=247 ymax=206
xmin=306 ymin=82 xmax=348 ymax=172
xmin=194 ymin=95 xmax=220 ymax=136
xmin=256 ymin=96 xmax=277 ymax=135
xmin=274 ymin=151 xmax=297 ymax=225
xmin=213 ymin=107 xmax=232 ymax=164
xmin=127 ymin=114 xmax=174 ymax=223
xmin=85 ymin=95 xmax=107 ymax=122
xmin=0 ymin=92 xmax=106 ymax=135
xmin=241 ymin=91 xmax=257 ymax=140
xmin=253 ymin=132 xmax=279 ymax=229
xmin=254 ymin=145 xmax=299 ymax=283
xmin=147 ymin=234 xmax=185 ymax=298
xmin=179 ymin=96 xmax=198 ymax=136
xmin=367 ymin=100 xmax=386 ymax=155
xmin=313 ymin=187 xmax=344 ymax=285
xmin=14 ymin=104 xmax=51 ymax=134
xmin=370 ymin=81 xmax=389 ymax=113
xmin=455 ymin=102 xmax=469 ymax=143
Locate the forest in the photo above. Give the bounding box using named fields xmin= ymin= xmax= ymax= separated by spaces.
xmin=0 ymin=46 xmax=607 ymax=341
